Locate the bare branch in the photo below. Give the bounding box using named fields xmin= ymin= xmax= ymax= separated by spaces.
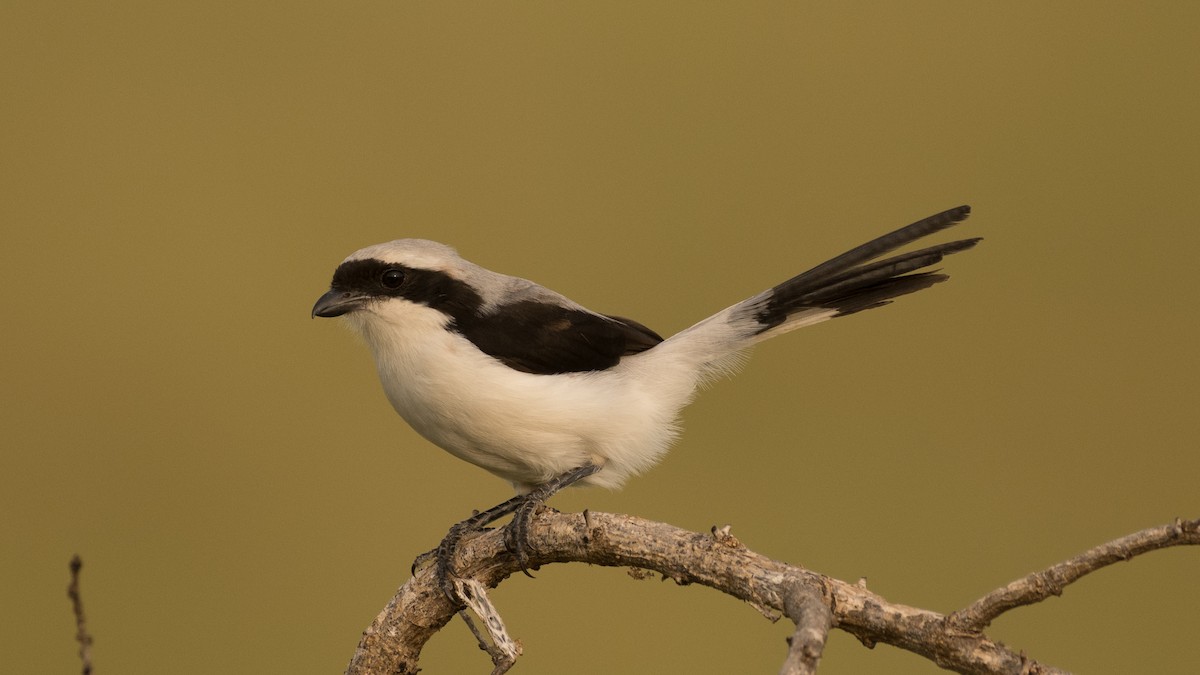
xmin=346 ymin=513 xmax=1196 ymax=675
xmin=67 ymin=555 xmax=94 ymax=675
xmin=949 ymin=517 xmax=1200 ymax=632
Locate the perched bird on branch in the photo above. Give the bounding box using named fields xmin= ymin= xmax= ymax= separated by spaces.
xmin=313 ymin=205 xmax=978 ymax=598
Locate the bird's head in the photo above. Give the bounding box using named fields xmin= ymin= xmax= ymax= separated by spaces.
xmin=311 ymin=239 xmax=485 ymax=322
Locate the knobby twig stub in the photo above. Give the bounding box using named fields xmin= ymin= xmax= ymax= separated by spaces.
xmin=343 ymin=514 xmax=1198 ymax=675
xmin=779 ymin=579 xmax=833 ymax=675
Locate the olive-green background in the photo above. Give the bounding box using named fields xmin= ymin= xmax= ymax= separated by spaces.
xmin=3 ymin=3 xmax=1197 ymax=673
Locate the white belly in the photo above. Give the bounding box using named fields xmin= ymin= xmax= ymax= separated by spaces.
xmin=358 ymin=311 xmax=686 ymax=493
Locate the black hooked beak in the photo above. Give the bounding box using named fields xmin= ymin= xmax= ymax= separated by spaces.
xmin=311 ymin=289 xmax=367 ymax=318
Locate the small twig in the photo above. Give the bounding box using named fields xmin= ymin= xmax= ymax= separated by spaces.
xmin=779 ymin=580 xmax=833 ymax=675
xmin=454 ymin=578 xmax=521 ymax=672
xmin=949 ymin=517 xmax=1200 ymax=631
xmin=67 ymin=555 xmax=94 ymax=675
xmin=456 ymin=610 xmax=493 ymax=659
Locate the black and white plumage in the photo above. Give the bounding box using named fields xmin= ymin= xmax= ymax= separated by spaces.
xmin=313 ymin=206 xmax=979 ymax=497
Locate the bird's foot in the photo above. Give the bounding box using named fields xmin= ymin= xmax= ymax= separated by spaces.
xmin=433 ymin=518 xmax=477 ymax=603
xmin=416 ymin=463 xmax=602 ymax=603
xmin=501 ymin=463 xmax=603 ymax=576
xmin=503 ymin=497 xmax=554 ymax=577
xmin=411 ymin=520 xmax=493 ymax=575
xmin=419 ymin=497 xmax=523 ymax=605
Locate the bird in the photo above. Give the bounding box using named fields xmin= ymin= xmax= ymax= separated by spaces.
xmin=313 ymin=205 xmax=978 ymax=599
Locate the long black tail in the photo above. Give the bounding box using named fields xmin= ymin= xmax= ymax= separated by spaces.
xmin=753 ymin=205 xmax=978 ymax=333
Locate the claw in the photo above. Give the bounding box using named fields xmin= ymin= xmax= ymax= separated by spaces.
xmin=504 ymin=498 xmax=548 ymax=577
xmin=432 ymin=505 xmax=517 ymax=605
xmin=435 ymin=522 xmax=468 ymax=602
xmin=411 ymin=548 xmax=436 ymax=576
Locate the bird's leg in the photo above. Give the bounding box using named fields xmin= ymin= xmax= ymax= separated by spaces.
xmin=504 ymin=463 xmax=601 ymax=575
xmin=421 ymin=463 xmax=600 ymax=605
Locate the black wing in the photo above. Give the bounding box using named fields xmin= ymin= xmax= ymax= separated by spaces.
xmin=454 ymin=301 xmax=663 ymax=375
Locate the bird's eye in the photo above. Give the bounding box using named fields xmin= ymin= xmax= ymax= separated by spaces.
xmin=381 ymin=268 xmax=406 ymax=289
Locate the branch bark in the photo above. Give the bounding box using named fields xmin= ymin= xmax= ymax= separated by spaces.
xmin=344 ymin=514 xmax=1199 ymax=675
